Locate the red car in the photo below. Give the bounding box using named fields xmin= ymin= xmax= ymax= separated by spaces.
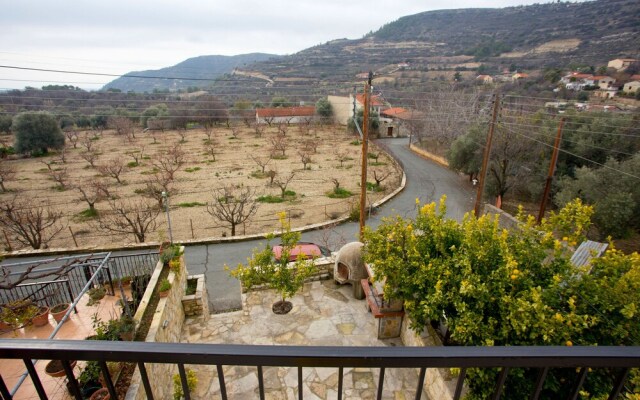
xmin=272 ymin=242 xmax=332 ymax=262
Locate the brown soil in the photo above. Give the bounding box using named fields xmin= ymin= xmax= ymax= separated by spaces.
xmin=272 ymin=300 xmax=293 ymax=314
xmin=0 ymin=125 xmax=401 ymax=251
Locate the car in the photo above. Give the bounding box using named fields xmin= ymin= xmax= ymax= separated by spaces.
xmin=272 ymin=242 xmax=332 ymax=262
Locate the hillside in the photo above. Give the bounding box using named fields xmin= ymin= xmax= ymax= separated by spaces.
xmin=102 ymin=53 xmax=279 ymax=92
xmin=223 ymin=0 xmax=639 ymax=89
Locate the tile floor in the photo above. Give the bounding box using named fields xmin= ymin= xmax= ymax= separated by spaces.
xmin=0 ymin=288 xmax=130 ymax=400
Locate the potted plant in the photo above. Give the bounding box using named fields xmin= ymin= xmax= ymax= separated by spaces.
xmin=87 ymin=286 xmax=106 ymax=306
xmin=79 ymin=360 xmax=102 ymax=398
xmin=158 ymin=278 xmax=171 ymax=298
xmin=32 ymin=306 xmax=50 ymax=327
xmin=116 ymin=315 xmax=136 ymax=341
xmin=90 ymin=388 xmax=110 ymax=400
xmin=0 ymin=299 xmax=40 ymax=330
xmin=169 ymin=258 xmax=181 ymax=275
xmin=51 ymin=303 xmax=71 ymax=323
xmin=45 ymin=359 xmax=77 ymax=378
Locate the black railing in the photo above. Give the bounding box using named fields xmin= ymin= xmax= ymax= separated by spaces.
xmin=0 ymin=340 xmax=638 ymax=400
xmin=1 ymin=252 xmax=158 ymax=304
xmin=3 ymin=279 xmax=74 ymax=308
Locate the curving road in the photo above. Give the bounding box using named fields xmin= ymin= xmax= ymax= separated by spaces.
xmin=186 ymin=138 xmax=475 ymax=312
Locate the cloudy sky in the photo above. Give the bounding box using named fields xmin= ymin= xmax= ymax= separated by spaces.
xmin=1 ymin=0 xmax=565 ymax=90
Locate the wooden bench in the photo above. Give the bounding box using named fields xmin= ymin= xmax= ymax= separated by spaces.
xmin=361 ymin=278 xmax=404 ymax=339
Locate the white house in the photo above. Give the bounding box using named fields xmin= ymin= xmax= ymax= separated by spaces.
xmin=255 ymin=106 xmax=316 ymax=125
xmin=623 ymin=81 xmax=640 ymax=94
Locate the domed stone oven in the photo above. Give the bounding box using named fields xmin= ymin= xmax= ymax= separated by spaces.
xmin=333 ymin=242 xmax=368 ymax=299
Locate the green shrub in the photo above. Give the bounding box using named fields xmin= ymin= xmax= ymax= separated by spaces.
xmin=177 ymin=202 xmax=206 ymax=208
xmin=257 ymin=195 xmax=284 ymax=203
xmin=173 ymin=369 xmax=197 ymax=400
xmin=327 ymin=187 xmax=353 ymax=199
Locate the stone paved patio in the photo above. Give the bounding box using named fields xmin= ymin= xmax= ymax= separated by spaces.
xmin=181 ymin=280 xmax=428 ymax=400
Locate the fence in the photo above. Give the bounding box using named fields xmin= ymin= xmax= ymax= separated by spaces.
xmin=0 ymin=340 xmax=637 ymax=400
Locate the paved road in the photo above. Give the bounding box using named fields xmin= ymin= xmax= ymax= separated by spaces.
xmin=186 ymin=138 xmax=475 ymax=312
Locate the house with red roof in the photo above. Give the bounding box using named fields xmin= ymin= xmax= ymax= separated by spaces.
xmin=377 ymin=107 xmax=423 ymax=138
xmin=255 ymin=106 xmax=316 ymax=125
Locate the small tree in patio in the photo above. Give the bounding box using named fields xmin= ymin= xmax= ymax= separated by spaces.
xmin=229 ymin=212 xmax=315 ymax=314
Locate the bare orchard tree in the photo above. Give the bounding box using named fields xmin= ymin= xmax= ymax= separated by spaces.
xmin=335 ymin=150 xmax=351 ymax=168
xmin=75 ymin=181 xmax=107 ymax=214
xmin=97 ymin=158 xmax=127 ymax=184
xmin=230 ymin=125 xmax=241 ymax=139
xmin=152 ymin=145 xmax=185 ymax=180
xmin=277 ymin=123 xmax=288 ymax=136
xmin=96 ymin=199 xmax=160 ymax=243
xmin=301 ymin=138 xmax=320 ymax=154
xmin=41 ymin=160 xmax=68 ymax=189
xmin=0 ymin=160 xmax=16 ymax=192
xmin=80 ymin=149 xmax=99 ymax=168
xmin=266 ymin=169 xmax=277 ymax=186
xmin=108 ymin=116 xmax=136 ymax=140
xmin=274 ymin=171 xmax=296 ymax=198
xmin=207 ymin=185 xmax=259 ymax=236
xmin=269 ymin=134 xmax=288 ymax=158
xmin=298 ymin=150 xmax=312 ymax=169
xmin=371 ymin=168 xmax=392 ymax=188
xmin=203 ymin=139 xmax=219 ymax=162
xmin=252 ymin=122 xmax=265 ymax=137
xmin=65 ymin=129 xmax=79 ymax=149
xmin=127 ymin=145 xmax=145 ymax=166
xmin=412 ymin=85 xmax=485 ymax=151
xmin=0 ymin=198 xmax=65 ymax=249
xmin=250 ymin=154 xmax=271 ymax=174
xmin=80 ymin=132 xmax=96 ymax=152
xmin=142 ymin=171 xmax=174 ymax=208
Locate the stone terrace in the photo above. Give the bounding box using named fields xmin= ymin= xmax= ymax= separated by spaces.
xmin=181 ymin=280 xmax=429 ymax=400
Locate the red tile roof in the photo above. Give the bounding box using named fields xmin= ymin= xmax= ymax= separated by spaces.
xmin=381 ymin=107 xmax=408 ymax=117
xmin=256 ymin=106 xmax=316 ymax=118
xmin=355 ymin=94 xmax=385 ymax=107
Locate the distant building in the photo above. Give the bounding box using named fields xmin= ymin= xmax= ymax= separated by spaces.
xmin=607 ymin=58 xmax=638 ymax=71
xmin=591 ymin=76 xmax=616 ymax=89
xmin=255 ymin=106 xmax=316 ymax=125
xmin=623 ymin=81 xmax=640 ymax=94
xmin=476 ymin=75 xmax=494 ymax=84
xmin=512 ymin=72 xmax=529 ymax=81
xmin=327 ymin=95 xmax=351 ymax=125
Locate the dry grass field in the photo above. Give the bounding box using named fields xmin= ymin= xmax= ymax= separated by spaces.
xmin=0 ymin=124 xmax=401 ymax=251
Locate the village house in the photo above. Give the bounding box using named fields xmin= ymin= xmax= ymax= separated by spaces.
xmin=607 ymin=58 xmax=638 ymax=71
xmin=351 ymin=93 xmax=386 ymax=115
xmin=255 ymin=106 xmax=316 ymax=125
xmin=476 ymin=74 xmax=494 ymax=84
xmin=378 ymin=107 xmax=417 ymax=138
xmin=623 ymin=81 xmax=640 ymax=94
xmin=592 ymin=75 xmax=616 ymax=89
xmin=511 ymin=72 xmax=529 ymax=81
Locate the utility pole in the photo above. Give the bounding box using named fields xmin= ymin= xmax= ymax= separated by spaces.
xmin=474 ymin=92 xmax=501 ymax=217
xmin=359 ymin=72 xmax=372 ymax=241
xmin=537 ymin=117 xmax=565 ymax=224
xmin=162 ymin=191 xmax=174 ymax=244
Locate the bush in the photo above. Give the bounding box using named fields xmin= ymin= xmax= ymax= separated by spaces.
xmin=173 ymin=369 xmax=197 ymax=400
xmin=327 ymin=187 xmax=353 ymax=199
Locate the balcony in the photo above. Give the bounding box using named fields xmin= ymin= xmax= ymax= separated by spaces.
xmin=1 ymin=280 xmax=638 ymax=400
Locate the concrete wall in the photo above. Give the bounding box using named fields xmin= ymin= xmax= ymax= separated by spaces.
xmin=409 ymin=144 xmax=449 ymax=167
xmin=400 ymin=316 xmax=468 ymax=400
xmin=182 ymin=274 xmax=209 ymax=320
xmin=482 ymin=204 xmax=520 ymax=231
xmin=328 ymin=95 xmax=352 ymax=125
xmin=126 ymin=251 xmax=187 ymax=400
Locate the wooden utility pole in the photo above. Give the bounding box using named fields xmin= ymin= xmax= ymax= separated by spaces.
xmin=474 ymin=93 xmax=501 ymax=217
xmin=537 ymin=117 xmax=565 ymax=224
xmin=359 ymin=72 xmax=372 ymax=241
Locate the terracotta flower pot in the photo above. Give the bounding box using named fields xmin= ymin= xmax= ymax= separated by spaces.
xmin=90 ymin=388 xmax=110 ymax=400
xmin=45 ymin=359 xmax=77 ymax=378
xmin=51 ymin=303 xmax=70 ymax=323
xmin=159 ymin=290 xmax=169 ymax=298
xmin=32 ymin=306 xmax=50 ymax=327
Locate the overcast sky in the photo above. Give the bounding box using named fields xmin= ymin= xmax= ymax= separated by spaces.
xmin=1 ymin=0 xmax=569 ymax=90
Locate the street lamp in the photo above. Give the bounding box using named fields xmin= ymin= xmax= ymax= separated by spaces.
xmin=161 ymin=191 xmax=173 ymax=244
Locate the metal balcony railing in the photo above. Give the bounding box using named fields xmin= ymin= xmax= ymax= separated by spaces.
xmin=0 ymin=340 xmax=638 ymax=400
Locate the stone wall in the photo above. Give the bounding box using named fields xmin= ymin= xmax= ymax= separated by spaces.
xmin=126 ymin=250 xmax=187 ymax=400
xmin=409 ymin=143 xmax=449 ymax=167
xmin=182 ymin=274 xmax=209 ymax=320
xmin=482 ymin=204 xmax=520 ymax=231
xmin=400 ymin=316 xmax=467 ymax=400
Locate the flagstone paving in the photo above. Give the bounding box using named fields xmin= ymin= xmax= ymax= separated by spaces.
xmin=182 ymin=280 xmax=429 ymax=400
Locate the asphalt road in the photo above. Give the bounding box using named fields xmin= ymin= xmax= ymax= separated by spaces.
xmin=185 ymin=138 xmax=475 ymax=312
xmin=1 ymin=138 xmax=475 ymax=313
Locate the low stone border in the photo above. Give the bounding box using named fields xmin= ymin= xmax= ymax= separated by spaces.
xmin=182 ymin=274 xmax=209 ymax=319
xmin=409 ymin=143 xmax=449 ymax=167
